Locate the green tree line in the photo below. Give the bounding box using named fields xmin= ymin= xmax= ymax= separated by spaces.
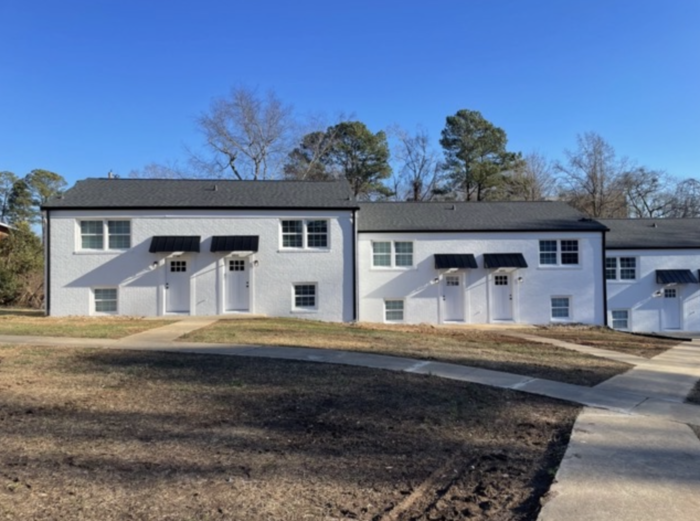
xmin=0 ymin=169 xmax=67 ymax=308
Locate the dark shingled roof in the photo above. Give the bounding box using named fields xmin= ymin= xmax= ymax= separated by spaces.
xmin=211 ymin=236 xmax=259 ymax=253
xmin=656 ymin=270 xmax=699 ymax=285
xmin=600 ymin=219 xmax=700 ymax=249
xmin=149 ymin=236 xmax=201 ymax=253
xmin=483 ymin=253 xmax=529 ymax=269
xmin=43 ymin=178 xmax=357 ymax=209
xmin=434 ymin=254 xmax=478 ymax=270
xmin=358 ymin=202 xmax=607 ymax=232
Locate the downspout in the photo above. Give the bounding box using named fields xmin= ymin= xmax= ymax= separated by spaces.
xmin=352 ymin=208 xmax=358 ymax=322
xmin=602 ymin=229 xmax=608 ymax=327
xmin=44 ymin=210 xmax=51 ymax=316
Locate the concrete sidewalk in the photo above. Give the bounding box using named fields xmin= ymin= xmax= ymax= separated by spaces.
xmin=2 ymin=323 xmax=700 ymax=426
xmin=3 ymin=321 xmax=700 ymax=520
xmin=538 ymin=408 xmax=700 ymax=521
xmin=538 ymin=338 xmax=700 ymax=521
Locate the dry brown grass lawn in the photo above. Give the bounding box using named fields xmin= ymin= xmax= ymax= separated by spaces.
xmin=179 ymin=318 xmax=631 ymax=387
xmin=0 ymin=344 xmax=579 ymax=521
xmin=0 ymin=315 xmax=174 ymax=339
xmin=527 ymin=326 xmax=679 ymax=358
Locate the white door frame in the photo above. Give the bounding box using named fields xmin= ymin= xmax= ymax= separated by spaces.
xmin=225 ymin=255 xmax=251 ymax=313
xmin=488 ymin=270 xmax=518 ymax=323
xmin=162 ymin=254 xmax=194 ymax=315
xmin=661 ymin=285 xmax=682 ymax=330
xmin=440 ymin=270 xmax=467 ymax=323
xmin=218 ymin=254 xmax=256 ymax=315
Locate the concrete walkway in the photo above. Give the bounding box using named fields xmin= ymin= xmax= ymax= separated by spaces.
xmin=538 ymin=337 xmax=700 ymax=521
xmin=2 ymin=321 xmax=700 ymax=520
xmin=2 ymin=321 xmax=700 ymax=427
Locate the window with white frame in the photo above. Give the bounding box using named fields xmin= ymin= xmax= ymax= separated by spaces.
xmin=384 ymin=300 xmax=404 ymax=322
xmin=293 ymin=283 xmax=317 ymax=310
xmin=80 ymin=220 xmax=131 ymax=251
xmin=539 ymin=239 xmax=579 ymax=266
xmin=611 ymin=309 xmax=629 ymax=330
xmin=605 ymin=257 xmax=636 ymax=281
xmin=371 ymin=241 xmax=413 ymax=268
xmin=93 ymin=288 xmax=117 ymax=314
xmin=281 ymin=220 xmax=328 ymax=249
xmin=551 ymin=297 xmax=571 ymax=320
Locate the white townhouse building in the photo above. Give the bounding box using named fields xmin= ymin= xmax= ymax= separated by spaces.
xmin=356 ymin=202 xmax=607 ymax=326
xmin=600 ymin=219 xmax=700 ymax=333
xmin=43 ymin=179 xmax=357 ymax=321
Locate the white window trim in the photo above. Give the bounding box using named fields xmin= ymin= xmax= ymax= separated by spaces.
xmin=291 ymin=282 xmax=318 ymax=313
xmin=279 ymin=219 xmax=331 ymax=251
xmin=538 ymin=239 xmax=581 ymax=268
xmin=605 ymin=256 xmax=638 ymax=282
xmin=91 ymin=286 xmax=119 ymax=316
xmin=610 ymin=309 xmax=631 ymax=331
xmin=77 ymin=219 xmax=131 ymax=252
xmin=550 ymin=295 xmax=572 ymax=322
xmin=371 ymin=241 xmax=415 ymax=270
xmin=384 ymin=299 xmax=405 ymax=323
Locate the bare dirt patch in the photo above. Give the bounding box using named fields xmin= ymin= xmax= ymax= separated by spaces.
xmin=0 ymin=344 xmax=579 ymax=521
xmin=180 ymin=318 xmax=630 ymax=386
xmin=0 ymin=315 xmax=174 ymax=339
xmin=528 ymin=325 xmax=679 ymax=358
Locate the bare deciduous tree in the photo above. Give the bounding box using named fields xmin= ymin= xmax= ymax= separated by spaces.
xmin=555 ymin=132 xmax=631 ymax=218
xmin=668 ymin=178 xmax=700 ymax=217
xmin=194 ymin=87 xmax=294 ymax=180
xmin=390 ymin=126 xmax=442 ymax=201
xmin=500 ymin=151 xmax=555 ymax=201
xmin=620 ymin=167 xmax=674 ymax=218
xmin=128 ymin=161 xmax=190 ymax=179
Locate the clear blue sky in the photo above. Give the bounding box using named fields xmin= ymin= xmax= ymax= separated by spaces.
xmin=1 ymin=0 xmax=698 ymax=186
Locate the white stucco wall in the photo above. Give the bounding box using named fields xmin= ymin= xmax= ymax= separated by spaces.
xmin=606 ymin=249 xmax=700 ymax=332
xmin=47 ymin=209 xmax=354 ymax=321
xmin=358 ymin=231 xmax=605 ymax=326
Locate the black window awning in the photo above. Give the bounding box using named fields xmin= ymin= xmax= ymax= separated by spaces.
xmin=434 ymin=254 xmax=477 ymax=270
xmin=149 ymin=236 xmax=201 ymax=253
xmin=656 ymin=269 xmax=698 ymax=284
xmin=211 ymin=235 xmax=259 ymax=253
xmin=483 ymin=253 xmax=528 ymax=269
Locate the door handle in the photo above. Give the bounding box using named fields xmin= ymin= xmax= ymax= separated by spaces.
xmin=246 ymin=281 xmax=249 ymax=289
xmin=509 ymin=294 xmax=512 ymax=301
xmin=165 ymin=283 xmax=169 ymax=290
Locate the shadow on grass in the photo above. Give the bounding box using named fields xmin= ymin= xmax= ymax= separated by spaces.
xmin=2 ymin=348 xmax=581 ymax=520
xmin=0 ymin=308 xmax=43 ymax=317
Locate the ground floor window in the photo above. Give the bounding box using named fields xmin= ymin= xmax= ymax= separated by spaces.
xmin=293 ymin=283 xmax=317 ymax=310
xmin=385 ymin=300 xmax=404 ymax=322
xmin=611 ymin=309 xmax=629 ymax=330
xmin=551 ymin=297 xmax=571 ymax=319
xmin=94 ymin=288 xmax=117 ymax=314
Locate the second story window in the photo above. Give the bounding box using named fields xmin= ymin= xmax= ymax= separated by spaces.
xmin=80 ymin=220 xmax=131 ymax=251
xmin=280 ymin=220 xmax=329 ymax=250
xmin=539 ymin=240 xmax=579 ymax=266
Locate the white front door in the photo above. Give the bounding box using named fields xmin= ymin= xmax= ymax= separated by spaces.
xmin=226 ymin=258 xmax=250 ymax=312
xmin=662 ymin=287 xmax=681 ymax=329
xmin=443 ymin=274 xmax=464 ymax=322
xmin=492 ymin=274 xmax=513 ymax=321
xmin=166 ymin=259 xmax=190 ymax=314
